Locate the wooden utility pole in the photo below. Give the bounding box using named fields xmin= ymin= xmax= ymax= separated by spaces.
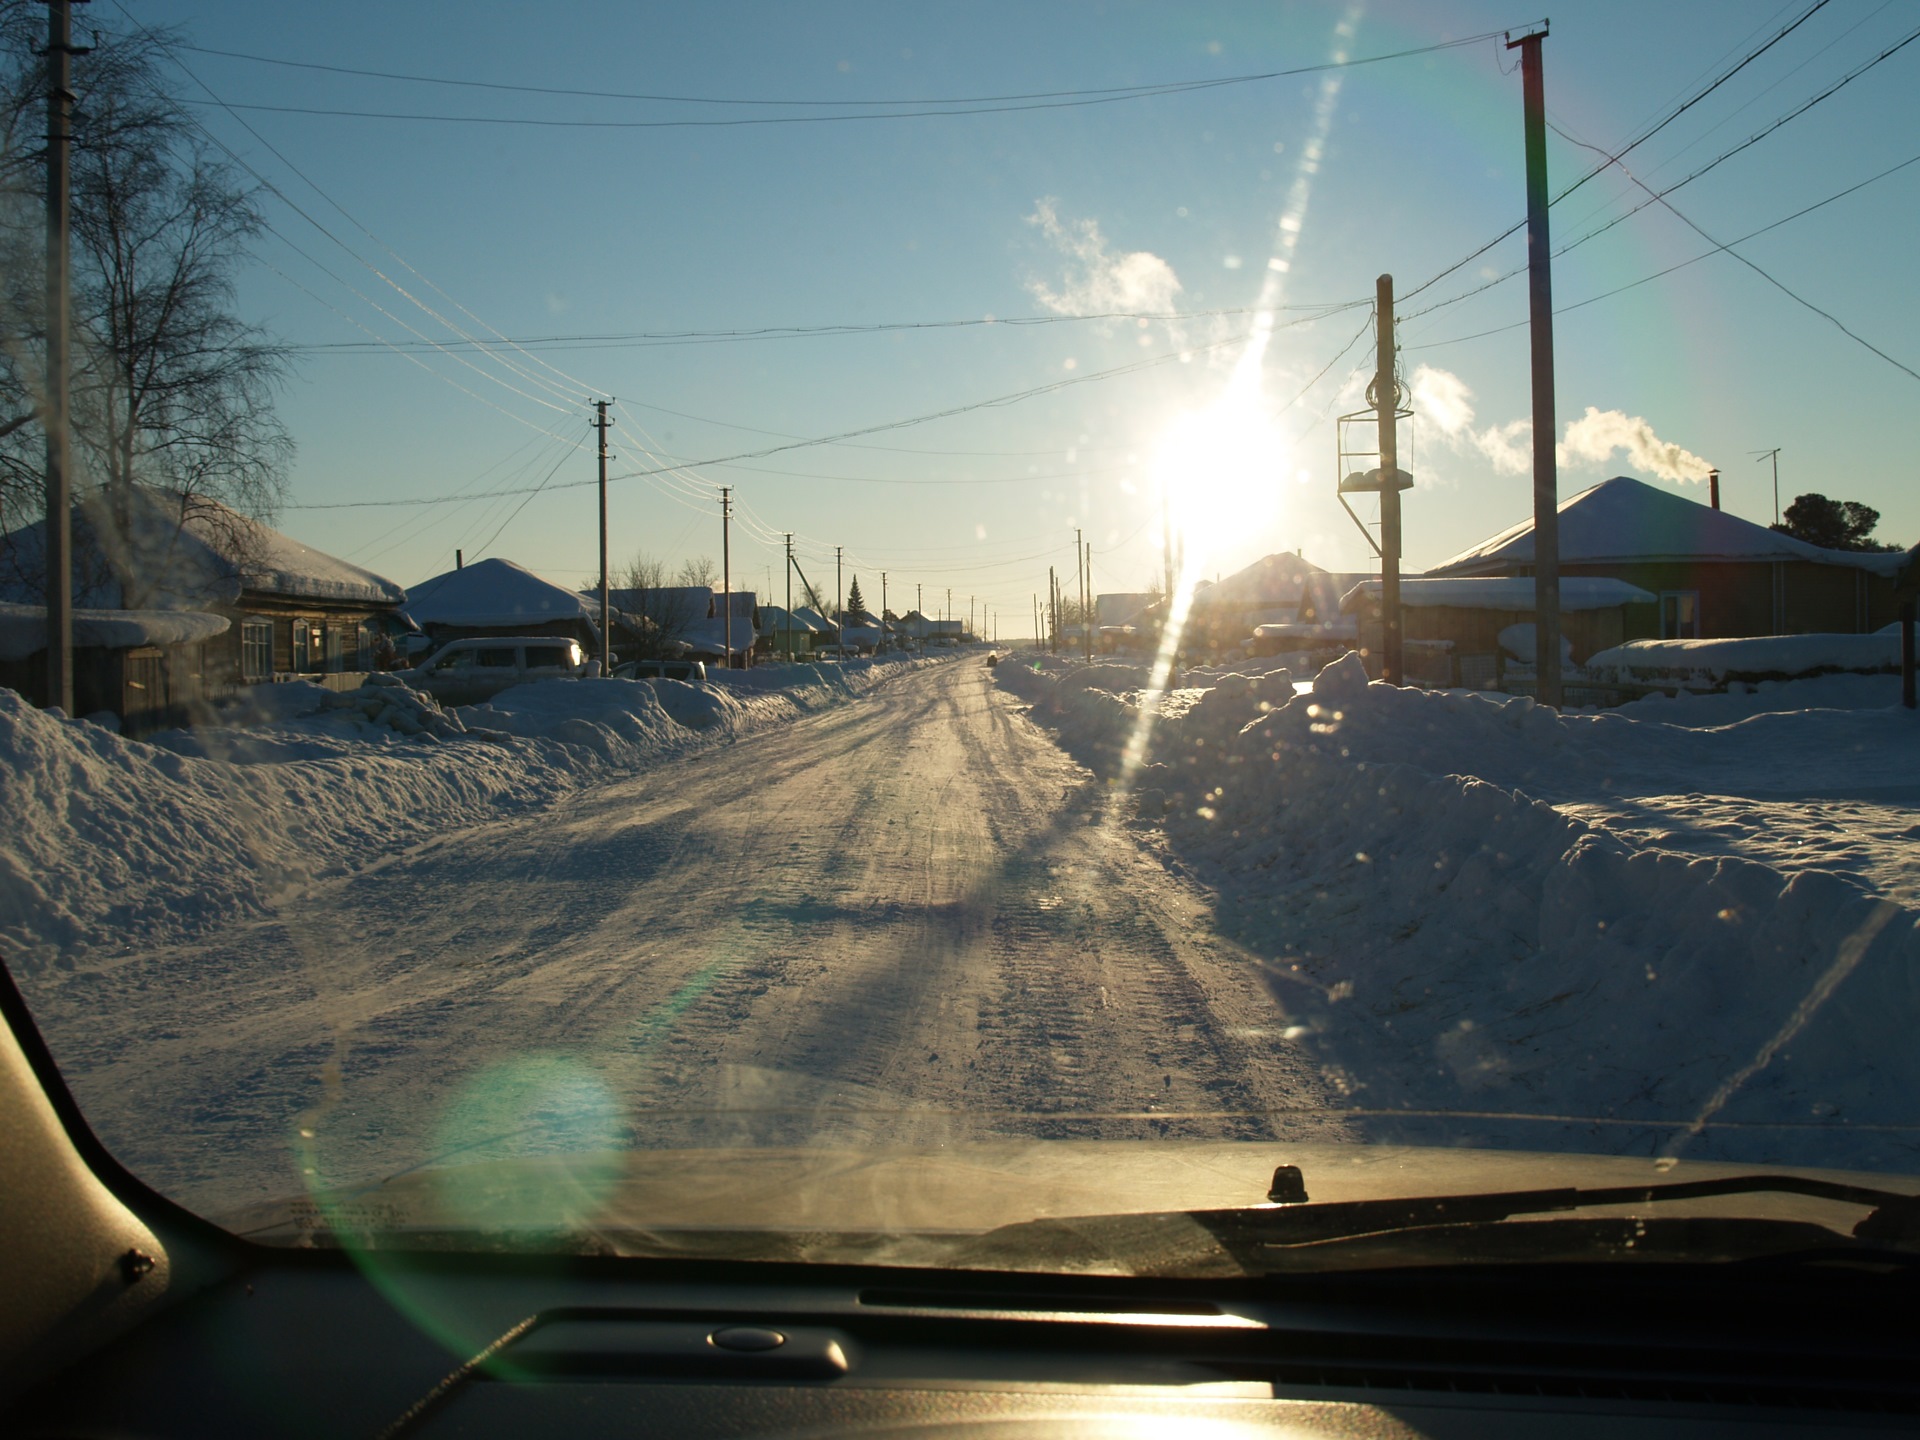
xmin=592 ymin=399 xmax=613 ymax=673
xmin=1048 ymin=567 xmax=1057 ymax=652
xmin=784 ymin=533 xmax=793 ymax=660
xmin=1510 ymin=25 xmax=1561 ymax=708
xmin=42 ymin=0 xmax=83 ymax=714
xmin=836 ymin=546 xmax=844 ymax=653
xmin=719 ymin=486 xmax=732 ymax=669
xmin=881 ymin=571 xmax=888 ymax=651
xmin=1375 ymin=275 xmax=1404 ymax=686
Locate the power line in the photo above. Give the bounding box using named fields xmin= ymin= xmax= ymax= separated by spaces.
xmin=172 ymin=29 xmax=1519 ymax=128
xmin=1400 ymin=15 xmax=1920 ymax=326
xmin=1405 ymin=144 xmax=1920 ymax=353
xmin=283 ymin=327 xmax=1260 ymax=511
xmin=1398 ymin=0 xmax=1839 ymax=304
xmin=1550 ymin=125 xmax=1920 ymax=384
xmin=285 ymin=303 xmax=1359 ymax=354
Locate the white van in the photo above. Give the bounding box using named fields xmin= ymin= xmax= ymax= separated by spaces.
xmin=405 ymin=637 xmax=586 ymax=706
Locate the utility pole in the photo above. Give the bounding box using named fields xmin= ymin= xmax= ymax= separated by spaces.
xmin=592 ymin=398 xmax=613 ymax=673
xmin=784 ymin=533 xmax=793 ymax=660
xmin=1753 ymin=448 xmax=1782 ymax=523
xmin=1510 ymin=23 xmax=1561 ymax=709
xmin=42 ymin=0 xmax=84 ymax=715
xmin=1161 ymin=486 xmax=1175 ymax=602
xmin=881 ymin=571 xmax=888 ymax=652
xmin=1074 ymin=528 xmax=1084 ymax=662
xmin=719 ymin=486 xmax=732 ymax=669
xmin=1375 ymin=275 xmax=1404 ymax=687
xmin=836 ymin=545 xmax=844 ymax=653
xmin=1048 ymin=567 xmax=1057 ymax=652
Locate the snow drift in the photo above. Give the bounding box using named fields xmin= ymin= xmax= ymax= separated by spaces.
xmin=998 ymin=652 xmax=1920 ymax=1169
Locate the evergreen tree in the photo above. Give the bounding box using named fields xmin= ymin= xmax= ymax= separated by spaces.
xmin=846 ymin=576 xmax=866 ymax=617
xmin=1769 ymin=493 xmax=1899 ymax=552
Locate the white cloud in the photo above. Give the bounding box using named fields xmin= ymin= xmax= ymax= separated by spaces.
xmin=1557 ymin=407 xmax=1714 ymax=484
xmin=1026 ymin=199 xmax=1183 ymax=327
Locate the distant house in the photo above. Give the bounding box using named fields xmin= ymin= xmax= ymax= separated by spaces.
xmin=0 ymin=602 xmax=230 ymax=734
xmin=1341 ymin=576 xmax=1657 ymax=686
xmin=1428 ymin=476 xmax=1902 ymax=639
xmin=0 ymin=486 xmax=407 ymax=705
xmin=1129 ymin=552 xmax=1365 ymax=655
xmin=406 ymin=557 xmax=603 ymax=655
xmin=755 ymin=604 xmax=820 ymax=658
xmin=685 ymin=590 xmax=758 ymax=668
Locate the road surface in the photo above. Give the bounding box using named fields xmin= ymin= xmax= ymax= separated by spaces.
xmin=35 ymin=656 xmax=1341 ymax=1215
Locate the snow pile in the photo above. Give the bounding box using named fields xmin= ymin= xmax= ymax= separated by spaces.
xmin=999 ymin=652 xmax=1920 ymax=1168
xmin=1588 ymin=633 xmax=1904 ymax=684
xmin=0 ymin=653 xmax=946 ymax=969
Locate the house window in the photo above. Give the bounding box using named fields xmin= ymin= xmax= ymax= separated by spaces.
xmin=1660 ymin=591 xmax=1700 ymax=639
xmin=240 ymin=617 xmax=273 ymax=682
xmin=324 ymin=624 xmax=347 ymax=672
xmin=357 ymin=622 xmax=377 ymax=670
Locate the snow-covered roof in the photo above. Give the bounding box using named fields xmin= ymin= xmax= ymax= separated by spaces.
xmin=405 ymin=558 xmax=600 ymax=637
xmin=683 ymin=614 xmax=756 ymax=657
xmin=0 ymin=601 xmax=229 ymax=661
xmin=1340 ymin=577 xmax=1657 ymax=613
xmin=1585 ymin=633 xmax=1904 ymax=681
xmin=1096 ymin=592 xmax=1158 ymax=627
xmin=1250 ymin=618 xmax=1359 ymax=640
xmin=759 ymin=605 xmax=821 ymax=634
xmin=1432 ymin=475 xmax=1906 ymax=576
xmin=0 ymin=486 xmax=405 ymax=610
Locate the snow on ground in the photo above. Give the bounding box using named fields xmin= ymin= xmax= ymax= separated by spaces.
xmin=996 ymin=650 xmax=1920 ymax=1170
xmin=0 ymin=655 xmax=941 ymax=971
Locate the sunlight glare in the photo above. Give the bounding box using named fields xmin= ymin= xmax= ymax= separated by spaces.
xmin=1154 ymin=401 xmax=1289 ymax=574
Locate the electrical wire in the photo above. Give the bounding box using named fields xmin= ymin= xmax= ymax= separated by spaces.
xmin=283 ymin=327 xmax=1260 ymax=511
xmin=1399 ymin=0 xmax=1839 ymax=304
xmin=172 ymin=30 xmax=1520 ymax=129
xmin=286 ymin=303 xmax=1358 ymax=353
xmin=1399 ymin=15 xmax=1920 ymax=328
xmin=1410 ymin=143 xmax=1920 ymax=354
xmin=1549 ymin=124 xmax=1920 ymax=384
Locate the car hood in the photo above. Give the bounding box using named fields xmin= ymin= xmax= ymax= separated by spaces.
xmin=213 ymin=1139 xmax=1916 ymax=1273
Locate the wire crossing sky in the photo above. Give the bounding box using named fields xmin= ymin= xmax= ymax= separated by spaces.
xmin=117 ymin=0 xmax=1920 ymax=614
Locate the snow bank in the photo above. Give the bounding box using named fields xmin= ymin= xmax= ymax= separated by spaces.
xmin=999 ymin=652 xmax=1920 ymax=1169
xmin=0 ymin=654 xmax=943 ymax=969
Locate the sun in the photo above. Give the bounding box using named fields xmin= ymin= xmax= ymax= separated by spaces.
xmin=1152 ymin=400 xmax=1290 ymax=578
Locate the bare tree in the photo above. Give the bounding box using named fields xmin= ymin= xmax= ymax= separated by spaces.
xmin=676 ymin=554 xmax=717 ymax=588
xmin=613 ymin=549 xmax=702 ymax=659
xmin=0 ymin=8 xmax=291 ymax=564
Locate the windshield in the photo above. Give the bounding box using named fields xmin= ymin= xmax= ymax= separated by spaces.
xmin=3 ymin=0 xmax=1918 ymax=1282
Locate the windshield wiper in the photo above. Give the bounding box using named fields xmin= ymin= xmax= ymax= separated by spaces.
xmin=1232 ymin=1169 xmax=1920 ymax=1249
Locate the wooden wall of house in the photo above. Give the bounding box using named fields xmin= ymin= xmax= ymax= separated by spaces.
xmin=1356 ymin=600 xmax=1643 ymax=667
xmin=1549 ymin=561 xmax=1891 ymax=638
xmin=0 ymin=644 xmax=208 ymax=734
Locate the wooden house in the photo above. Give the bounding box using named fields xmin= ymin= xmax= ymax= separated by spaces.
xmin=1428 ymin=476 xmax=1902 ymax=639
xmin=0 ymin=487 xmax=407 ymax=697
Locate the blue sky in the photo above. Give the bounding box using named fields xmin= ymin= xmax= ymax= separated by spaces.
xmin=126 ymin=0 xmax=1920 ymax=627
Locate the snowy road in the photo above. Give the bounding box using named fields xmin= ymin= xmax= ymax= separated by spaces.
xmin=40 ymin=656 xmax=1338 ymax=1214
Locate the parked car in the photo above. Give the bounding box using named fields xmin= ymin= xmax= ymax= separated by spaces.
xmin=403 ymin=637 xmax=586 ymax=706
xmin=613 ymin=658 xmax=707 ymax=683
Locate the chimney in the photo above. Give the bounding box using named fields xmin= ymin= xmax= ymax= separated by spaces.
xmin=456 ymin=549 xmax=464 ymax=570
xmin=1708 ymin=469 xmax=1720 ymax=511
